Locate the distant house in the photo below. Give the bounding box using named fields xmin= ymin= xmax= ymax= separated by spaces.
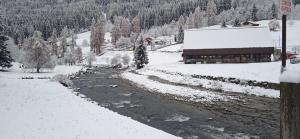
xmin=182 ymin=27 xmax=274 ymax=64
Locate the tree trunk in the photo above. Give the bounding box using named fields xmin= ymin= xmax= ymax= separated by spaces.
xmin=37 ymin=63 xmax=40 ymax=73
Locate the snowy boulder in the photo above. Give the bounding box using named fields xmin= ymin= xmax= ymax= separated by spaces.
xmin=51 ymin=74 xmax=73 ymax=87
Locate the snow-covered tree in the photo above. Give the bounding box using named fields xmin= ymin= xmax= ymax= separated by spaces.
xmin=268 ymin=19 xmax=281 ymax=31
xmin=251 ymin=4 xmax=258 ymax=21
xmin=90 ymin=18 xmax=96 ymax=52
xmin=75 ymin=47 xmax=83 ymax=63
xmin=132 ymin=16 xmax=141 ymax=33
xmin=134 ymin=36 xmax=148 ymax=69
xmin=91 ymin=22 xmax=105 ymax=55
xmin=61 ymin=26 xmax=70 ymax=38
xmin=58 ymin=36 xmax=67 ymax=57
xmin=206 ymin=0 xmax=218 ymax=26
xmin=64 ymin=48 xmax=76 ymax=65
xmin=221 ymin=20 xmax=227 ymax=28
xmin=177 ymin=15 xmax=185 ymax=27
xmin=122 ymin=54 xmax=131 ymax=66
xmin=69 ymin=29 xmax=77 ymax=52
xmin=48 ymin=28 xmax=58 ymax=56
xmin=105 ymin=20 xmax=113 ymax=33
xmin=0 ymin=35 xmax=13 ymax=69
xmin=120 ymin=17 xmax=131 ymax=37
xmin=271 ymin=2 xmax=278 ymax=19
xmin=112 ymin=26 xmax=121 ymax=45
xmin=116 ymin=36 xmax=131 ymax=49
xmin=193 ymin=7 xmax=204 ymax=28
xmin=177 ymin=26 xmax=184 ymax=43
xmin=87 ymin=51 xmax=96 ymax=67
xmin=21 ymin=31 xmax=55 ymax=73
xmin=233 ymin=18 xmax=241 ymax=27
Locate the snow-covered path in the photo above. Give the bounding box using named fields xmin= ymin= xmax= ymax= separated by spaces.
xmin=0 ymin=64 xmax=180 ymax=139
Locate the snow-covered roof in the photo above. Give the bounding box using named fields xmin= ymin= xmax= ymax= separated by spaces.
xmin=183 ymin=27 xmax=273 ymax=50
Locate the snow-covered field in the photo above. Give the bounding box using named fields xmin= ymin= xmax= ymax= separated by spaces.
xmin=0 ymin=63 xmax=180 ymax=139
xmin=157 ymin=43 xmax=183 ymax=52
xmin=122 ymin=72 xmax=236 ymax=102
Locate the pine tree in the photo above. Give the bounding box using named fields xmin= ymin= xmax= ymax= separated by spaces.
xmin=134 ymin=36 xmax=148 ymax=69
xmin=271 ymin=2 xmax=278 ymax=19
xmin=233 ymin=18 xmax=240 ymax=27
xmin=206 ymin=0 xmax=218 ymax=26
xmin=61 ymin=26 xmax=69 ymax=38
xmin=221 ymin=20 xmax=227 ymax=28
xmin=58 ymin=36 xmax=67 ymax=57
xmin=251 ymin=4 xmax=258 ymax=21
xmin=70 ymin=29 xmax=77 ymax=52
xmin=0 ymin=35 xmax=13 ymax=69
xmin=48 ymin=28 xmax=58 ymax=56
xmin=177 ymin=26 xmax=184 ymax=43
xmin=64 ymin=48 xmax=76 ymax=65
xmin=75 ymin=47 xmax=83 ymax=63
xmin=90 ymin=18 xmax=96 ymax=52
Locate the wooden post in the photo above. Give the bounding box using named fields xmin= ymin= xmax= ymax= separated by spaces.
xmin=282 ymin=15 xmax=287 ymax=68
xmin=280 ymin=83 xmax=300 ymax=139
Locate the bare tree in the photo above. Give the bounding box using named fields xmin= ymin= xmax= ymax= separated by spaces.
xmin=132 ymin=16 xmax=141 ymax=33
xmin=91 ymin=22 xmax=105 ymax=55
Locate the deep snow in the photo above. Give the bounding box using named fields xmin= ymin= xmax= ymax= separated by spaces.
xmin=0 ymin=63 xmax=180 ymax=139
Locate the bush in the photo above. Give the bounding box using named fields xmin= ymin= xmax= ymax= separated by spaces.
xmin=268 ymin=19 xmax=280 ymax=31
xmin=51 ymin=74 xmax=73 ymax=87
xmin=122 ymin=54 xmax=131 ymax=66
xmin=116 ymin=37 xmax=131 ymax=49
xmin=110 ymin=54 xmax=122 ymax=66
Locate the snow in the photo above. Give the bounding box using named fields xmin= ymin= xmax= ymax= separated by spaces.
xmin=257 ymin=20 xmax=300 ymax=49
xmin=136 ymin=69 xmax=280 ymax=98
xmin=184 ymin=27 xmax=273 ymax=49
xmin=122 ymin=72 xmax=235 ymax=103
xmin=158 ymin=44 xmax=183 ymax=52
xmin=279 ymin=67 xmax=300 ymax=83
xmin=0 ymin=63 xmax=180 ymax=139
xmin=75 ymin=31 xmax=90 ymax=46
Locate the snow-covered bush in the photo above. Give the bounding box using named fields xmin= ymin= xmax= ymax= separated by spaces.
xmin=268 ymin=19 xmax=280 ymax=31
xmin=75 ymin=47 xmax=83 ymax=63
xmin=51 ymin=74 xmax=73 ymax=87
xmin=211 ymin=81 xmax=223 ymax=92
xmin=116 ymin=37 xmax=131 ymax=49
xmin=87 ymin=51 xmax=96 ymax=67
xmin=110 ymin=54 xmax=122 ymax=66
xmin=122 ymin=54 xmax=131 ymax=66
xmin=81 ymin=39 xmax=89 ymax=47
xmin=64 ymin=48 xmax=76 ymax=65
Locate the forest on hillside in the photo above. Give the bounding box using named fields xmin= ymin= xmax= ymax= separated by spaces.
xmin=0 ymin=0 xmax=299 ymax=44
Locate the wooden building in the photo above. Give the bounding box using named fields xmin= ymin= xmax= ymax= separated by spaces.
xmin=182 ymin=27 xmax=274 ymax=64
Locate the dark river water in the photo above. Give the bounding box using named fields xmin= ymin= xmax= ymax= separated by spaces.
xmin=72 ymin=67 xmax=279 ymax=139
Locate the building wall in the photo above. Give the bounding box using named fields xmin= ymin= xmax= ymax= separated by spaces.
xmin=184 ymin=54 xmax=271 ymax=64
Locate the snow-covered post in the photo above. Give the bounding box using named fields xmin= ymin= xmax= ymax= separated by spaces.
xmin=280 ymin=74 xmax=300 ymax=139
xmin=280 ymin=2 xmax=299 ymax=138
